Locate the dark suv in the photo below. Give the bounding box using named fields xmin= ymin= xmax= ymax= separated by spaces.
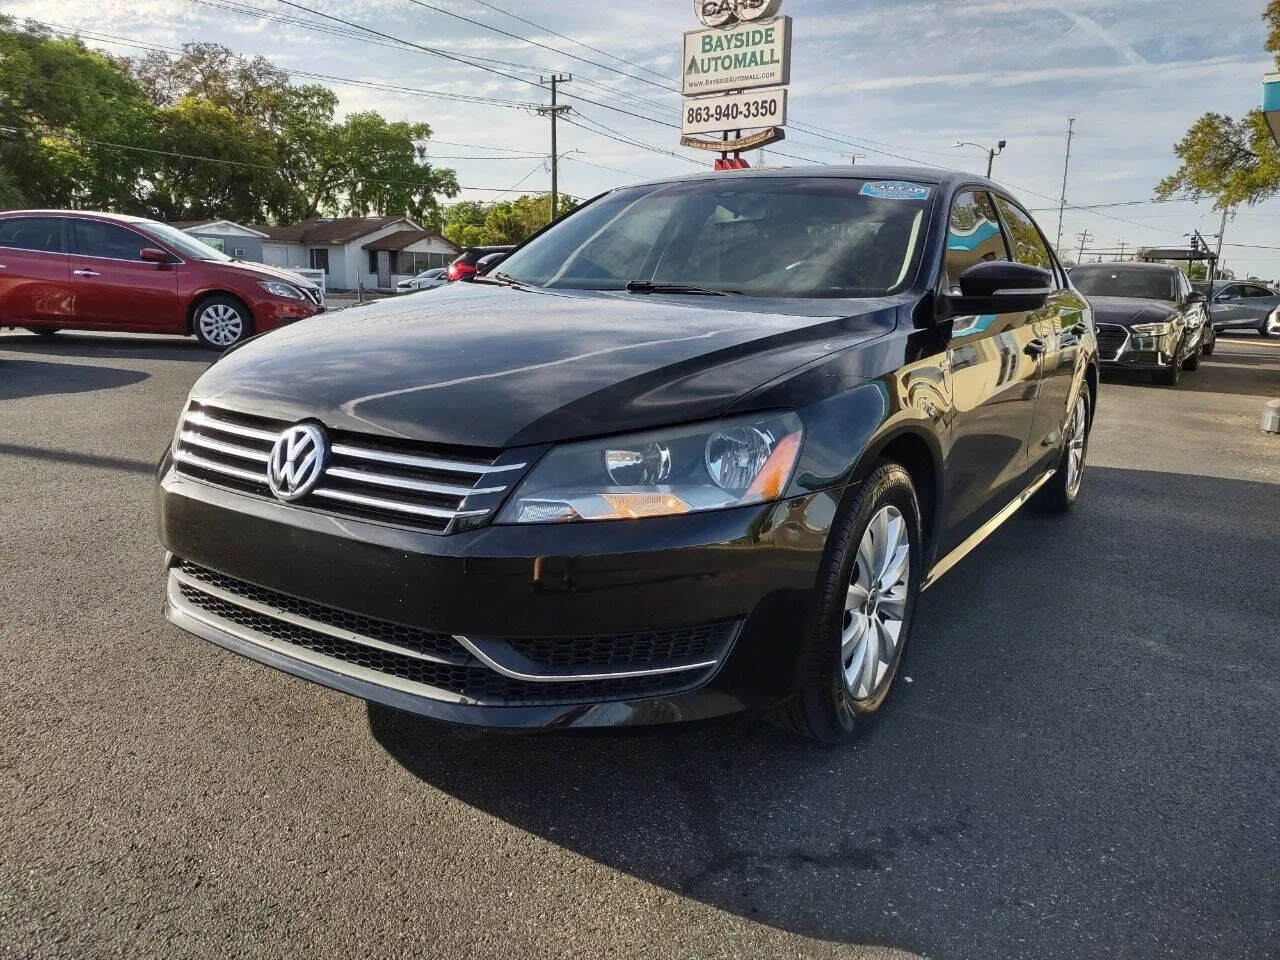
xmin=157 ymin=167 xmax=1098 ymax=742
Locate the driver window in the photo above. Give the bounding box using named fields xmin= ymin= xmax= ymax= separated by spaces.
xmin=945 ymin=190 xmax=1009 ymax=293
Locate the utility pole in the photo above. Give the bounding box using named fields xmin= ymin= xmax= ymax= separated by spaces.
xmin=1117 ymin=240 xmax=1127 ymax=262
xmin=537 ymin=74 xmax=572 ymax=221
xmin=1208 ymin=206 xmax=1230 ymax=287
xmin=1054 ymin=116 xmax=1076 ymax=255
xmin=1076 ymin=229 xmax=1093 ymax=263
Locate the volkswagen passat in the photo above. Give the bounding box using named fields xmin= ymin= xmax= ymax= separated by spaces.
xmin=158 ymin=167 xmax=1098 ymax=742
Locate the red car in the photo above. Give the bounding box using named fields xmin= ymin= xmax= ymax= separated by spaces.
xmin=0 ymin=210 xmax=324 ymax=348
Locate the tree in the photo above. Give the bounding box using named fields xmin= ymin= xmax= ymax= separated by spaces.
xmin=331 ymin=112 xmax=458 ymax=221
xmin=442 ymin=194 xmax=574 ymax=247
xmin=1155 ymin=4 xmax=1280 ymax=209
xmin=0 ymin=17 xmax=157 ymax=211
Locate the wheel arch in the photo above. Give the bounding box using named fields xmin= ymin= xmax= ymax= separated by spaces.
xmin=849 ymin=423 xmax=945 ymax=565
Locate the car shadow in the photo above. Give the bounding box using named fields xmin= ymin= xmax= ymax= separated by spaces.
xmin=0 ymin=331 xmax=218 ymax=363
xmin=369 ymin=466 xmax=1280 ymax=958
xmin=0 ymin=357 xmax=150 ymax=401
xmin=1102 ymin=355 xmax=1279 ymax=397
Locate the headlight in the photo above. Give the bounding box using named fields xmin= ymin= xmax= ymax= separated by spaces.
xmin=1130 ymin=321 xmax=1174 ymax=335
xmin=497 ymin=412 xmax=804 ymax=523
xmin=258 ymin=279 xmax=305 ymax=300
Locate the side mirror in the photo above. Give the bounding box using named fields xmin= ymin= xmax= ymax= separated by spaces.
xmin=1186 ymin=291 xmax=1206 ymax=304
xmin=1215 ymin=291 xmax=1234 ymax=302
xmin=475 ymin=253 xmax=508 ymax=276
xmin=939 ymin=260 xmax=1052 ymax=318
xmin=139 ymin=247 xmax=170 ymax=263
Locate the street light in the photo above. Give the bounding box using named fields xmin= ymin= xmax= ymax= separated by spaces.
xmin=952 ymin=139 xmax=1007 ymax=178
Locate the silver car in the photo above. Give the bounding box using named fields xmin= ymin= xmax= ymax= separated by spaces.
xmin=1200 ymin=280 xmax=1280 ymax=337
xmin=396 ymin=268 xmax=448 ymax=293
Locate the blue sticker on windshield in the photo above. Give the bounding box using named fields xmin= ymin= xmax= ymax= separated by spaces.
xmin=861 ymin=181 xmax=931 ymax=201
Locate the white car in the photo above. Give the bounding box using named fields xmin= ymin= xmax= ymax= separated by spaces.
xmin=396 ymin=268 xmax=448 ymax=293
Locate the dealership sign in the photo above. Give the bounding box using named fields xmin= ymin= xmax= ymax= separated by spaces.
xmin=682 ymin=88 xmax=787 ymax=136
xmin=693 ymin=0 xmax=783 ymax=28
xmin=681 ymin=18 xmax=792 ymax=96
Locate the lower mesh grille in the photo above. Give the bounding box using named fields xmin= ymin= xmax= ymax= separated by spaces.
xmin=172 ymin=561 xmax=723 ymax=706
xmin=506 ymin=623 xmax=733 ymax=670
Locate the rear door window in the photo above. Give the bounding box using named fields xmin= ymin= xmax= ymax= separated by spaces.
xmin=993 ymin=197 xmax=1058 ymax=282
xmin=0 ymin=217 xmax=65 ymax=253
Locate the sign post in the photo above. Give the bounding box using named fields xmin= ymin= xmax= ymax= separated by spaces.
xmin=680 ymin=0 xmax=791 ymax=168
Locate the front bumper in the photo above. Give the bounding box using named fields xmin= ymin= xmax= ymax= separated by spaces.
xmin=255 ymin=298 xmax=325 ymax=331
xmin=1096 ymin=324 xmax=1188 ymax=371
xmin=157 ymin=466 xmax=838 ymax=728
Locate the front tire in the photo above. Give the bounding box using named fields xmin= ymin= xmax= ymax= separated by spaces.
xmin=1182 ymin=346 xmax=1201 ymax=371
xmin=193 ymin=296 xmax=253 ymax=349
xmin=772 ymin=462 xmax=922 ymax=743
xmin=29 ymin=327 xmax=60 ymax=338
xmin=1154 ymin=351 xmax=1182 ymax=386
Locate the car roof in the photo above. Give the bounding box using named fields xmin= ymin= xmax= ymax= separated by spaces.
xmin=1072 ymin=261 xmax=1176 ymax=272
xmin=0 ymin=209 xmax=153 ymax=225
xmin=613 ymin=163 xmax=988 ymax=193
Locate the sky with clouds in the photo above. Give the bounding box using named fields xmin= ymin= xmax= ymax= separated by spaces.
xmin=12 ymin=0 xmax=1280 ymax=278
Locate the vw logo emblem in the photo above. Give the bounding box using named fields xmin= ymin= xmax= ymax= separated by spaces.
xmin=267 ymin=423 xmax=328 ymax=501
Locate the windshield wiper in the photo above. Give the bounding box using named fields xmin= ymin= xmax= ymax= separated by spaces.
xmin=470 ymin=271 xmax=531 ymax=289
xmin=625 ymin=280 xmax=740 ymax=296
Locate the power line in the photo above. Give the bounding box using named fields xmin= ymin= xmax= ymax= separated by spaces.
xmin=401 ymin=0 xmax=670 ymax=93
xmin=461 ymin=0 xmax=674 ymax=84
xmin=272 ymin=0 xmax=542 ymax=88
xmin=31 ymin=20 xmax=540 ymax=111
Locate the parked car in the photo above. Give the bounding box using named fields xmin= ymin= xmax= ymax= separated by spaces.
xmin=1196 ymin=279 xmax=1279 ymax=337
xmin=157 ymin=167 xmax=1098 ymax=743
xmin=445 ymin=245 xmax=515 ymax=282
xmin=1070 ymin=262 xmax=1211 ymax=386
xmin=396 ymin=268 xmax=448 ymax=293
xmin=0 ymin=211 xmax=324 ymax=348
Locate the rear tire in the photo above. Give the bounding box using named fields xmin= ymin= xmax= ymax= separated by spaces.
xmin=770 ymin=462 xmax=922 ymax=743
xmin=1037 ymin=389 xmax=1091 ymax=513
xmin=192 ymin=295 xmax=253 ymax=349
xmin=1260 ymin=324 xmax=1275 ymax=339
xmin=29 ymin=328 xmax=60 ymax=338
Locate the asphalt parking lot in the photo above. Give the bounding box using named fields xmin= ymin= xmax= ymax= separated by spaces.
xmin=2 ymin=330 xmax=1278 ymax=960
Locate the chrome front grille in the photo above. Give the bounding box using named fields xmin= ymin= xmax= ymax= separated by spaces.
xmin=173 ymin=402 xmax=524 ymax=532
xmin=1095 ymin=323 xmax=1129 ymax=361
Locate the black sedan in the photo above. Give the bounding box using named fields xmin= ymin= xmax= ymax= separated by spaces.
xmin=1070 ymin=262 xmax=1212 ymax=386
xmin=157 ymin=166 xmax=1099 ymax=742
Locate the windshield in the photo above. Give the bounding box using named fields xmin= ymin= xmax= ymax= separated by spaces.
xmin=496 ymin=177 xmax=934 ymax=298
xmin=141 ymin=221 xmax=233 ymax=262
xmin=1070 ymin=265 xmax=1175 ymax=301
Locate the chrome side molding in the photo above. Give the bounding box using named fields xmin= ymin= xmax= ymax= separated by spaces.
xmin=921 ymin=469 xmax=1056 ymax=591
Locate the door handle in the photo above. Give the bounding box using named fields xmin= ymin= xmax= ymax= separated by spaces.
xmin=1024 ymin=338 xmax=1047 ymax=359
xmin=73 ymin=269 xmax=101 ymax=278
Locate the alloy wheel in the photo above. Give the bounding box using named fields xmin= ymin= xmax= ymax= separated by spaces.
xmin=841 ymin=505 xmax=911 ymax=701
xmin=197 ymin=303 xmax=245 ymax=347
xmin=1065 ymin=394 xmax=1088 ymax=498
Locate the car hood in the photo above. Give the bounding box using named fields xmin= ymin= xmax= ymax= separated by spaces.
xmin=208 ymin=258 xmax=321 ymax=291
xmin=190 ymin=282 xmax=900 ymax=448
xmin=1087 ymin=296 xmax=1175 ymax=327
